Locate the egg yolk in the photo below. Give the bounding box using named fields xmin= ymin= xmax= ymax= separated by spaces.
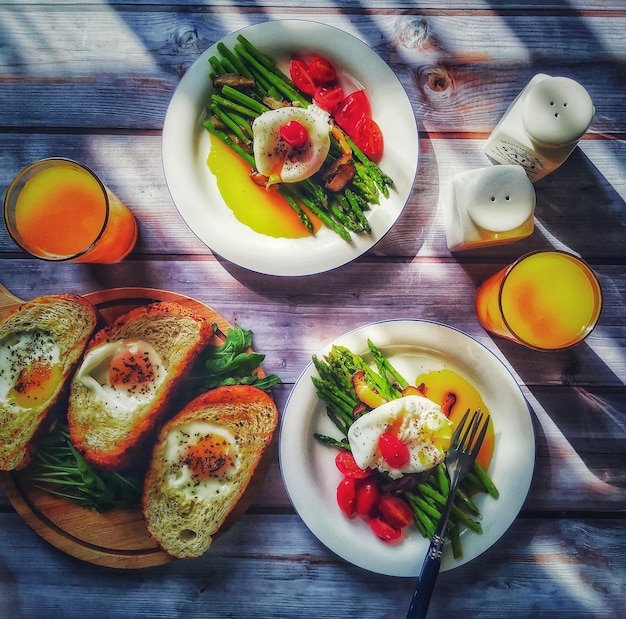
xmin=185 ymin=434 xmax=234 ymax=479
xmin=9 ymin=360 xmax=62 ymax=408
xmin=430 ymin=422 xmax=453 ymax=454
xmin=415 ymin=369 xmax=494 ymax=470
xmin=108 ymin=347 xmax=156 ymax=387
xmin=388 ymin=414 xmax=451 ymax=454
xmin=207 ymin=136 xmax=322 ymax=238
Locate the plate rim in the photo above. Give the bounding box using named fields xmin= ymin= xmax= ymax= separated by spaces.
xmin=279 ymin=318 xmax=535 ymax=576
xmin=162 ymin=18 xmax=419 ymax=276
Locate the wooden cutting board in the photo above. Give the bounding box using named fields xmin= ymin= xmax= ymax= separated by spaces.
xmin=0 ymin=285 xmax=274 ymax=568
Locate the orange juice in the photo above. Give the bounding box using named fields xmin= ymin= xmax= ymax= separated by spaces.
xmin=4 ymin=159 xmax=137 ymax=263
xmin=475 ymin=251 xmax=602 ymax=350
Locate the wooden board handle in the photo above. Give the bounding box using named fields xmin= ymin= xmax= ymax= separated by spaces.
xmin=0 ymin=282 xmax=23 ymax=320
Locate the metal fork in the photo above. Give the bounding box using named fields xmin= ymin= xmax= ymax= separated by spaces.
xmin=406 ymin=410 xmax=491 ymax=619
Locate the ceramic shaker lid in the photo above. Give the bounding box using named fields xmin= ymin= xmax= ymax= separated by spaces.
xmin=461 ymin=165 xmax=536 ymax=232
xmin=522 ymin=76 xmax=594 ymax=146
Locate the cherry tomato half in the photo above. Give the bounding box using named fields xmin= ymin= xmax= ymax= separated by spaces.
xmin=334 ymin=90 xmax=371 ymax=135
xmin=369 ymin=517 xmax=402 ymax=541
xmin=289 ymin=58 xmax=315 ymax=96
xmin=279 ymin=120 xmax=309 ymax=148
xmin=337 ymin=476 xmax=361 ymax=517
xmin=309 ymin=55 xmax=337 ymax=85
xmin=354 ymin=117 xmax=384 ymax=163
xmin=380 ymin=494 xmax=414 ymax=529
xmin=378 ymin=432 xmax=410 ymax=469
xmin=355 ymin=479 xmax=381 ymax=518
xmin=314 ymin=85 xmax=345 ymax=112
xmin=335 ymin=450 xmax=370 ymax=479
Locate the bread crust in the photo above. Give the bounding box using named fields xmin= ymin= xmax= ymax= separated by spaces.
xmin=142 ymin=385 xmax=278 ymax=558
xmin=67 ymin=301 xmax=213 ymax=471
xmin=0 ymin=294 xmax=98 ymax=470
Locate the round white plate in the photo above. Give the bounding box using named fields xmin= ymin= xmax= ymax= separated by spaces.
xmin=162 ymin=20 xmax=418 ymax=276
xmin=280 ymin=320 xmax=535 ymax=577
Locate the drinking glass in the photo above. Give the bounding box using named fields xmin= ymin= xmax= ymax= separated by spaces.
xmin=475 ymin=250 xmax=602 ymax=350
xmin=4 ymin=158 xmax=138 ymax=263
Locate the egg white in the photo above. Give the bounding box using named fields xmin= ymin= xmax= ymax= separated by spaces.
xmin=0 ymin=330 xmax=60 ymax=407
xmin=76 ymin=339 xmax=165 ymax=416
xmin=164 ymin=421 xmax=240 ymax=500
xmin=252 ymin=105 xmax=331 ymax=183
xmin=347 ymin=395 xmax=452 ymax=479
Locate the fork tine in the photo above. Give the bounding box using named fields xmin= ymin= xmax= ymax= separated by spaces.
xmin=470 ymin=413 xmax=490 ymax=456
xmin=463 ymin=410 xmax=483 ymax=450
xmin=450 ymin=409 xmax=470 ymax=447
xmin=456 ymin=410 xmax=481 ymax=451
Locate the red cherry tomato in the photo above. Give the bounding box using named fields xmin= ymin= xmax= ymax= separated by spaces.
xmin=309 ymin=55 xmax=337 ymax=85
xmin=279 ymin=120 xmax=309 ymax=148
xmin=314 ymin=85 xmax=345 ymax=112
xmin=355 ymin=479 xmax=381 ymax=518
xmin=378 ymin=432 xmax=410 ymax=469
xmin=336 ymin=476 xmax=358 ymax=517
xmin=289 ymin=58 xmax=315 ymax=96
xmin=354 ymin=117 xmax=384 ymax=163
xmin=369 ymin=517 xmax=402 ymax=541
xmin=380 ymin=494 xmax=414 ymax=529
xmin=335 ymin=450 xmax=370 ymax=479
xmin=334 ymin=90 xmax=371 ymax=135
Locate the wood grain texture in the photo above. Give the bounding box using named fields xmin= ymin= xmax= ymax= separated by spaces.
xmin=0 ymin=1 xmax=624 ymax=616
xmin=1 ymin=11 xmax=625 ymax=132
xmin=1 ymin=513 xmax=625 ymax=618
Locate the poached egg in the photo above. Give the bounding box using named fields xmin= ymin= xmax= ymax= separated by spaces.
xmin=252 ymin=105 xmax=331 ymax=183
xmin=347 ymin=395 xmax=453 ymax=479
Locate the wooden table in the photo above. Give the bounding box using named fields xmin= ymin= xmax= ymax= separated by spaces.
xmin=1 ymin=1 xmax=625 ymax=617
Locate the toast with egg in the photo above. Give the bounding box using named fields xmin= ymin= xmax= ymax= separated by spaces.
xmin=0 ymin=294 xmax=98 ymax=471
xmin=142 ymin=385 xmax=278 ymax=558
xmin=67 ymin=301 xmax=213 ymax=471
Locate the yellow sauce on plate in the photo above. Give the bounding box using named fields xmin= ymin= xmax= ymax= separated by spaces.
xmin=207 ymin=138 xmax=321 ymax=238
xmin=415 ymin=368 xmax=494 ymax=471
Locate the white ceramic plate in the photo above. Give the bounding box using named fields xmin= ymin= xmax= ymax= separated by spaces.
xmin=162 ymin=20 xmax=418 ymax=276
xmin=280 ymin=320 xmax=535 ymax=577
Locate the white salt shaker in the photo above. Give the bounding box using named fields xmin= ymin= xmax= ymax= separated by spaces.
xmin=444 ymin=165 xmax=536 ymax=252
xmin=484 ymin=74 xmax=594 ymax=182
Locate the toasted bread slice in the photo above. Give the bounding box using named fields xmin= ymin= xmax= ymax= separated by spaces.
xmin=142 ymin=385 xmax=278 ymax=558
xmin=67 ymin=301 xmax=213 ymax=471
xmin=0 ymin=294 xmax=98 ymax=471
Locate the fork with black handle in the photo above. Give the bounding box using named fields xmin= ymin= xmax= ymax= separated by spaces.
xmin=406 ymin=410 xmax=491 ymax=619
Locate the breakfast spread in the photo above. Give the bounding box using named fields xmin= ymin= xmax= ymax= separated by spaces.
xmin=2 ymin=19 xmax=596 ymax=578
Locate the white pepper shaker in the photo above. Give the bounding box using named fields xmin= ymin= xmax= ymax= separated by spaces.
xmin=444 ymin=165 xmax=536 ymax=252
xmin=484 ymin=74 xmax=594 ymax=182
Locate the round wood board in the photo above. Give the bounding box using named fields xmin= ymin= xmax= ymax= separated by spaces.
xmin=0 ymin=287 xmax=274 ymax=568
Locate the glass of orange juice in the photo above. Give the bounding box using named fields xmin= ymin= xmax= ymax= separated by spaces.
xmin=4 ymin=158 xmax=138 ymax=263
xmin=475 ymin=250 xmax=602 ymax=350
